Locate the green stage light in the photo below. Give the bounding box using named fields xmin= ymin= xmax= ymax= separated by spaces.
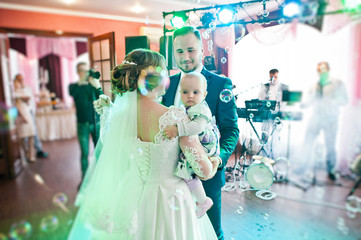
xmin=342 ymin=0 xmax=361 ymax=9
xmin=171 ymin=12 xmax=188 ymax=28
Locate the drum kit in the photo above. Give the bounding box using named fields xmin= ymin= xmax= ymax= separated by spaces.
xmin=223 ymin=97 xmax=304 ymax=193
xmin=245 ymin=155 xmax=275 ymax=190
xmin=223 ymin=152 xmax=290 ymax=200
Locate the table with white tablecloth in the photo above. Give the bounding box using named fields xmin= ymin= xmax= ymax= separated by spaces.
xmin=36 ymin=108 xmax=77 ymax=141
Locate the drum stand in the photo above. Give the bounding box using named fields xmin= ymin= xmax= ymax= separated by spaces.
xmin=307 ymin=165 xmax=343 ymax=189
xmin=293 ymin=156 xmax=343 ymax=192
xmin=348 ymin=177 xmax=361 ymax=196
xmin=275 ymin=171 xmax=310 ymax=191
xmin=227 ymin=117 xmax=279 ymax=188
xmin=229 ymin=115 xmax=279 ymax=181
xmin=246 ymin=116 xmax=279 ymax=158
xmin=268 ymin=119 xmax=310 ymax=191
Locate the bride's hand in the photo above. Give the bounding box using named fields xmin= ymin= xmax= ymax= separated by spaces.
xmin=99 ymin=95 xmax=111 ymax=107
xmin=93 ymin=94 xmax=111 ymax=114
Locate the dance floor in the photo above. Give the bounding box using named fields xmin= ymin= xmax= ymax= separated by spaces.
xmin=0 ymin=138 xmax=360 ymax=240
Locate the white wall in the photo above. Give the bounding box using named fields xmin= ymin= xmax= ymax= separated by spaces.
xmin=230 ymin=22 xmax=357 ymax=171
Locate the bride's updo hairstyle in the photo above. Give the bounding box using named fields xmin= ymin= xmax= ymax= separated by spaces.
xmin=111 ymin=48 xmax=166 ymax=95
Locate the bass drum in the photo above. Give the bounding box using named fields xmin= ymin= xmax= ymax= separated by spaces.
xmin=245 ymin=159 xmax=275 ymax=190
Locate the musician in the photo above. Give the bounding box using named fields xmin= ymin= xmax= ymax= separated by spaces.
xmin=301 ymin=62 xmax=348 ymax=180
xmin=258 ymin=69 xmax=289 ymax=110
xmin=257 ymin=69 xmax=288 ymax=159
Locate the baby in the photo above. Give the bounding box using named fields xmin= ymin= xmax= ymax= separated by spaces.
xmin=164 ymin=72 xmax=220 ymax=218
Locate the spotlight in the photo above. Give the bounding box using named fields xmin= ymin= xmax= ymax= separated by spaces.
xmin=342 ymin=0 xmax=361 ymax=9
xmin=201 ymin=11 xmax=216 ymax=28
xmin=218 ymin=8 xmax=234 ymax=24
xmin=171 ymin=12 xmax=188 ymax=28
xmin=283 ymin=1 xmax=302 ymax=17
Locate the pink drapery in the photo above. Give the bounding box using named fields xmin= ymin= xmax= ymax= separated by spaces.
xmin=26 ymin=37 xmax=77 ymax=60
xmin=12 ymin=37 xmax=79 ymax=108
xmin=214 ymin=26 xmax=235 ymax=77
xmin=351 ymin=22 xmax=361 ymax=104
xmin=337 ymin=22 xmax=361 ymax=175
xmin=199 ymin=26 xmax=235 ymax=77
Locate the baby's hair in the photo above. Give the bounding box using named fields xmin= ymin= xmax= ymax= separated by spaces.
xmin=111 ymin=48 xmax=165 ymax=95
xmin=181 ymin=72 xmax=207 ymax=91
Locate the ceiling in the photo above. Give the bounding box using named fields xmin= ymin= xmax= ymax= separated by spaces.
xmin=1 ymin=0 xmax=353 ymax=30
xmin=0 ymin=0 xmax=244 ymax=24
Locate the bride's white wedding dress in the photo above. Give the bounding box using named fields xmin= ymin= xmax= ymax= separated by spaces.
xmin=68 ymin=91 xmax=217 ymax=240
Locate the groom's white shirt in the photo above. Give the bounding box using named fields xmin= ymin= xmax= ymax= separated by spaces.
xmin=173 ymin=64 xmax=204 ymax=107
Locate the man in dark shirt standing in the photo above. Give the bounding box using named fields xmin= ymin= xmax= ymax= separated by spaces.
xmin=69 ymin=62 xmax=103 ymax=178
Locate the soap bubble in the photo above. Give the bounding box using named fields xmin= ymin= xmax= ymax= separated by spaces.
xmin=274 ymin=157 xmax=290 ymax=176
xmin=210 ymin=21 xmax=217 ymax=31
xmin=168 ymin=198 xmax=180 ymax=211
xmin=52 ymin=192 xmax=68 ymax=206
xmin=9 ymin=221 xmax=32 ymax=239
xmin=53 ymin=192 xmax=69 ymax=213
xmin=137 ymin=148 xmax=143 ymax=156
xmin=278 ymin=18 xmax=286 ymax=25
xmin=202 ymin=31 xmax=210 ymax=39
xmin=262 ymin=10 xmax=269 ymax=17
xmin=219 ymin=89 xmax=233 ymax=103
xmin=236 ymin=206 xmax=243 ymax=214
xmin=40 ymin=215 xmax=59 ymax=232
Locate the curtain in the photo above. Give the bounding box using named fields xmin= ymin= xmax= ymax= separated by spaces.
xmin=9 ymin=36 xmax=83 ymax=108
xmin=26 ymin=37 xmax=76 ymax=60
xmin=76 ymin=41 xmax=88 ymax=57
xmin=337 ymin=22 xmax=361 ymax=175
xmin=39 ymin=54 xmax=63 ymax=99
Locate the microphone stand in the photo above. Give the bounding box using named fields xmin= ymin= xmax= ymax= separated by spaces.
xmin=234 ymin=82 xmax=264 ymax=100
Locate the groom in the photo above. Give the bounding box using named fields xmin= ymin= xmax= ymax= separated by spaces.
xmin=162 ymin=26 xmax=239 ymax=240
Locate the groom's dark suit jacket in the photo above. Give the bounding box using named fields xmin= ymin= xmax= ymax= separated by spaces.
xmin=162 ymin=68 xmax=239 ymax=190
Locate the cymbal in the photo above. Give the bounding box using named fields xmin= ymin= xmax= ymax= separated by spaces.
xmin=252 ymin=155 xmax=275 ymax=164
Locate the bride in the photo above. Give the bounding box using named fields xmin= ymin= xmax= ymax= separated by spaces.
xmin=68 ymin=49 xmax=219 ymax=239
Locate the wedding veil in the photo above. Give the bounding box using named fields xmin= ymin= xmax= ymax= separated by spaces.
xmin=68 ymin=90 xmax=142 ymax=239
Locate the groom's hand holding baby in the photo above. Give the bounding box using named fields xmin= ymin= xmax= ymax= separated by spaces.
xmin=200 ymin=156 xmax=221 ymax=180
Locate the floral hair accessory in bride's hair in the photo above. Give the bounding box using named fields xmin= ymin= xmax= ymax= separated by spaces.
xmin=122 ymin=60 xmax=137 ymax=65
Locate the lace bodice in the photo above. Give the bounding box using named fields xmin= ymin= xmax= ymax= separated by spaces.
xmin=154 ymin=106 xmax=189 ymax=144
xmin=135 ymin=107 xmax=187 ymax=182
xmin=136 ymin=106 xmax=209 ymax=182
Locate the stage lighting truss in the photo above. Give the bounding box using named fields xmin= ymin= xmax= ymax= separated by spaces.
xmin=162 ymin=0 xmax=360 ymax=34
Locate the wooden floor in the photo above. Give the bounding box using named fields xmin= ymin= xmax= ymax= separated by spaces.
xmin=0 ymin=138 xmax=360 ymax=240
